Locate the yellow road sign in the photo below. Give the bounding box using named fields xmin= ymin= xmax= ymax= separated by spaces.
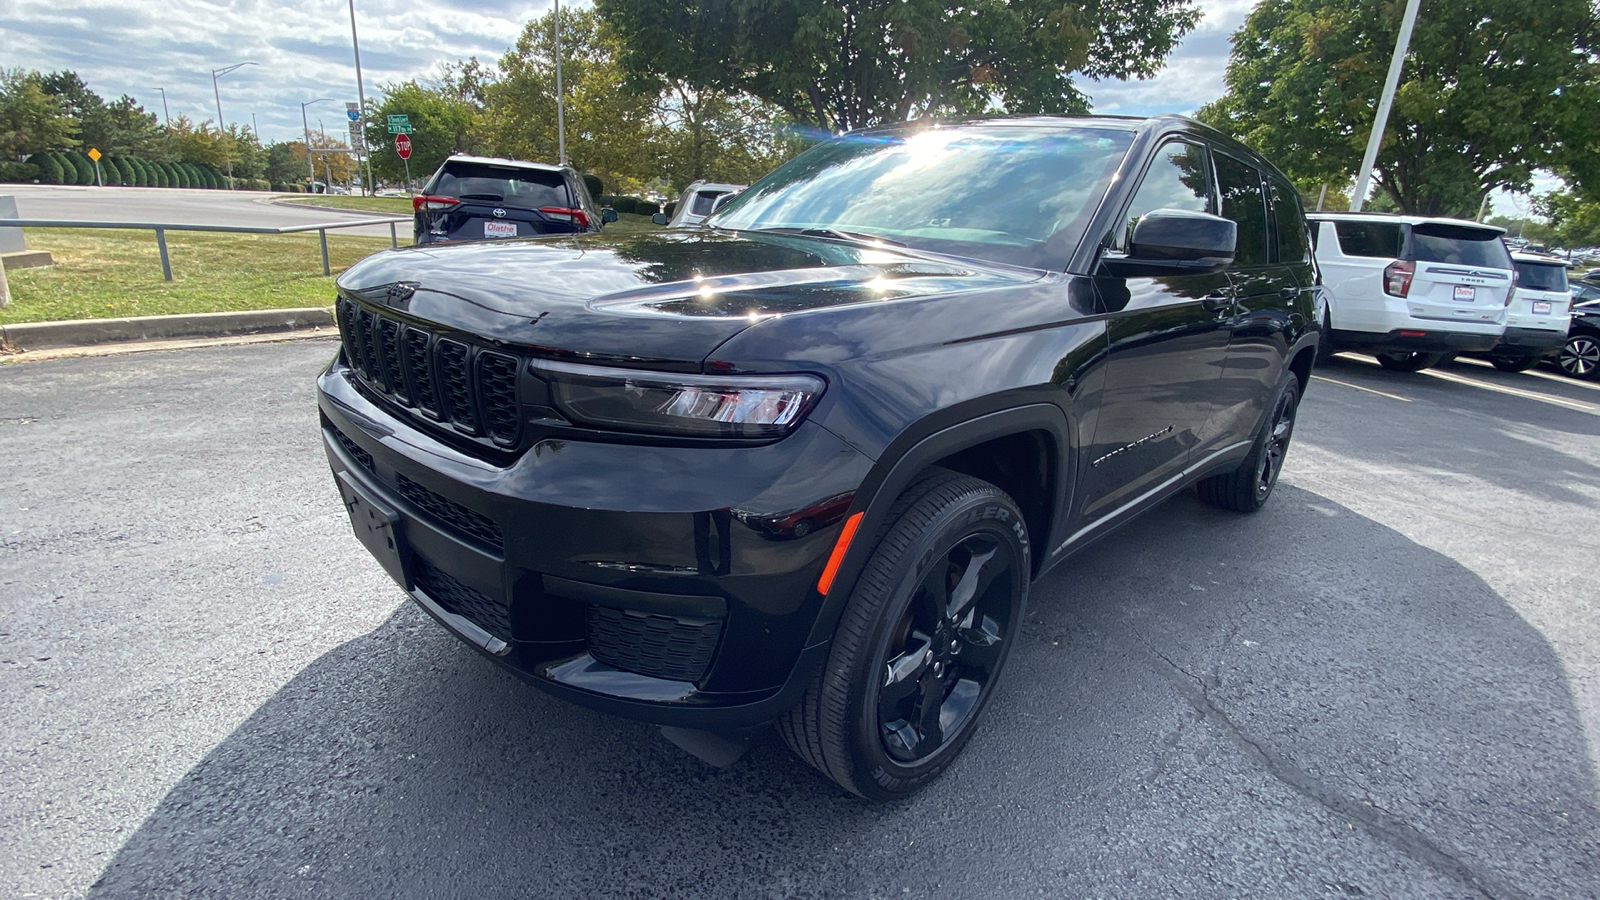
xmin=87 ymin=148 xmax=101 ymax=161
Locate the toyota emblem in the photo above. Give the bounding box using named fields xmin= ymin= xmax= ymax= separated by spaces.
xmin=492 ymin=208 xmax=507 ymax=218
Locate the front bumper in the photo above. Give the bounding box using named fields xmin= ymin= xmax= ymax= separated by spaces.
xmin=318 ymin=363 xmax=873 ymax=728
xmin=1487 ymin=326 xmax=1567 ymax=358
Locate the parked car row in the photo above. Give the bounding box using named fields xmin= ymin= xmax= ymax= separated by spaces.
xmin=1309 ymin=211 xmax=1592 ymax=379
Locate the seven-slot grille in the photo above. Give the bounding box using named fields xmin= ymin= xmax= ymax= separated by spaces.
xmin=336 ymin=297 xmax=523 ymax=447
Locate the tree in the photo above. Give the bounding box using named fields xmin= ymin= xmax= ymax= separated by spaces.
xmin=596 ymin=0 xmax=1202 ymax=132
xmin=646 ymin=85 xmax=803 ymax=190
xmin=160 ymin=116 xmax=238 ymax=169
xmin=483 ymin=7 xmax=658 ymax=187
xmin=265 ymin=141 xmax=308 ymax=188
xmin=0 ymin=69 xmax=78 ymax=160
xmin=1198 ymin=0 xmax=1600 ymax=217
xmin=364 ymin=70 xmax=488 ymax=185
xmin=1534 ymin=190 xmax=1600 ymax=249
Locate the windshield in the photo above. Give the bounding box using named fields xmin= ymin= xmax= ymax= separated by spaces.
xmin=434 ymin=164 xmax=569 ymax=207
xmin=1408 ymin=224 xmax=1511 ymax=269
xmin=711 ymin=125 xmax=1134 ymax=268
xmin=1514 ymin=260 xmax=1568 ymax=291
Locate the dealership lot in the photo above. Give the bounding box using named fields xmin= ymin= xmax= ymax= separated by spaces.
xmin=2 ymin=340 xmax=1597 ymax=898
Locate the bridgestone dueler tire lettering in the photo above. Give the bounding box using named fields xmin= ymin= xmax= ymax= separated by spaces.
xmin=777 ymin=468 xmax=1029 ymax=800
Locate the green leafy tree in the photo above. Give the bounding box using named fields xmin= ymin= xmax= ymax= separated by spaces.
xmin=0 ymin=69 xmax=78 ymax=159
xmin=159 ymin=116 xmax=238 ymax=169
xmin=364 ymin=71 xmax=488 ymax=185
xmin=1198 ymin=0 xmax=1600 ymax=216
xmin=483 ymin=8 xmax=656 ymax=187
xmin=265 ymin=141 xmax=309 ymax=189
xmin=647 ymin=86 xmax=801 ymax=190
xmin=1534 ymin=190 xmax=1600 ymax=248
xmin=597 ymin=0 xmax=1201 ymax=131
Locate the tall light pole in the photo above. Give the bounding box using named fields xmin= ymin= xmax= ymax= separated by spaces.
xmin=1350 ymin=0 xmax=1422 ymax=213
xmin=302 ymin=98 xmax=338 ymax=187
xmin=212 ymin=61 xmax=258 ymax=190
xmin=554 ymin=0 xmax=566 ymax=165
xmin=348 ymin=0 xmax=376 ymax=195
xmin=156 ymin=87 xmax=170 ymax=126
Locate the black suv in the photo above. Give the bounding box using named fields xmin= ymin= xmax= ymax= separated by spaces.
xmin=411 ymin=155 xmax=612 ymax=245
xmin=321 ymin=116 xmax=1320 ymax=799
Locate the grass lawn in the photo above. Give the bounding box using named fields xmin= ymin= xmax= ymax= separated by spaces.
xmin=1 ymin=228 xmax=391 ymax=325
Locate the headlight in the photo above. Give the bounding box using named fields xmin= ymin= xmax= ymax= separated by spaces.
xmin=535 ymin=360 xmax=825 ymax=438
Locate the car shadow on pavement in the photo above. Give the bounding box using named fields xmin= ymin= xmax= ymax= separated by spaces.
xmin=85 ymin=487 xmax=1599 ymax=899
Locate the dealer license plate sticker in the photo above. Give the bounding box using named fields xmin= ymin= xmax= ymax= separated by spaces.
xmin=484 ymin=221 xmax=517 ymax=238
xmin=1453 ymin=285 xmax=1475 ymax=302
xmin=1532 ymin=300 xmax=1552 ymax=314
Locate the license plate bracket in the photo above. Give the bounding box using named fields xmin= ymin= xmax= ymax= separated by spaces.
xmin=1453 ymin=285 xmax=1475 ymax=302
xmin=1532 ymin=300 xmax=1552 ymax=314
xmin=337 ymin=470 xmax=411 ymax=589
xmin=484 ymin=221 xmax=517 ymax=238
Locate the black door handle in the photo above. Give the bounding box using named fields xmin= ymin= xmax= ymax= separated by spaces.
xmin=1201 ymin=291 xmax=1234 ymax=312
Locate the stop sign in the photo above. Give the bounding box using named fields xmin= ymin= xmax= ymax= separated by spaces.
xmin=395 ymin=133 xmax=412 ymax=159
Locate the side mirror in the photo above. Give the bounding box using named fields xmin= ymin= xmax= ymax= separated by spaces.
xmin=1102 ymin=209 xmax=1236 ymax=277
xmin=650 ymin=212 xmax=668 ymax=226
xmin=601 ymin=207 xmax=619 ymax=224
xmin=710 ymin=192 xmax=740 ymax=214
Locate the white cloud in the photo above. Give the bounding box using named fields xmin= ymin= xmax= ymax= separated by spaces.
xmin=1084 ymin=0 xmax=1250 ymax=117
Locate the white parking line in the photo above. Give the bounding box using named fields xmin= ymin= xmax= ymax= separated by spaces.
xmin=1423 ymin=368 xmax=1598 ymax=412
xmin=1312 ymin=375 xmax=1412 ymax=402
xmin=1451 ymin=356 xmax=1600 ymax=393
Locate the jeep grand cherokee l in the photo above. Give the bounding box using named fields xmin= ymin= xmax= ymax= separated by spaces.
xmin=320 ymin=116 xmax=1320 ymax=799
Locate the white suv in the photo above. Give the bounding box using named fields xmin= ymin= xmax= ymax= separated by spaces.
xmin=1467 ymin=254 xmax=1573 ymax=371
xmin=1310 ymin=213 xmax=1514 ymax=371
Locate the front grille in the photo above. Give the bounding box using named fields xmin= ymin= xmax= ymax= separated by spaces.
xmin=329 ymin=425 xmax=374 ymax=473
xmin=394 ymin=472 xmax=503 ymax=553
xmin=587 ymin=606 xmax=723 ymax=683
xmin=336 ymin=297 xmax=521 ymax=448
xmin=414 ymin=556 xmax=512 ymax=643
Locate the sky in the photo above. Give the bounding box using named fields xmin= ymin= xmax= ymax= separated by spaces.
xmin=0 ymin=0 xmax=1559 ymax=210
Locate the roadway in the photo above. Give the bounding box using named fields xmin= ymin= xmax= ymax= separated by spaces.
xmin=1 ymin=346 xmax=1596 ymax=898
xmin=1 ymin=184 xmax=405 ymax=238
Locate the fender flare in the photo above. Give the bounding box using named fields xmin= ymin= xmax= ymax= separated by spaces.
xmin=803 ymin=402 xmax=1074 ymax=647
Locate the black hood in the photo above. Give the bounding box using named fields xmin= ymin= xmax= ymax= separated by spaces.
xmin=336 ymin=230 xmax=1035 ymax=370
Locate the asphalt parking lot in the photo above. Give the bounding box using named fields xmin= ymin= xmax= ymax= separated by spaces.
xmin=2 ymin=340 xmax=1597 ymax=899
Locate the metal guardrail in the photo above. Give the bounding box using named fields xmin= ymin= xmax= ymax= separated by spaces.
xmin=3 ymin=216 xmax=410 ymax=281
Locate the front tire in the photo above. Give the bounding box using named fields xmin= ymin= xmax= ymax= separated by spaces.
xmin=778 ymin=470 xmax=1029 ymax=800
xmin=1196 ymin=377 xmax=1300 ymax=513
xmin=1375 ymin=351 xmax=1444 ymax=372
xmin=1558 ymin=335 xmax=1600 ymax=380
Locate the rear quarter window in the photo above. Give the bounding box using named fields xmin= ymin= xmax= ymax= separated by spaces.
xmin=435 ymin=164 xmax=569 ymax=208
xmin=1333 ymin=221 xmax=1403 ymax=258
xmin=1513 ymin=261 xmax=1568 ymax=291
xmin=1408 ymin=224 xmax=1512 ymax=268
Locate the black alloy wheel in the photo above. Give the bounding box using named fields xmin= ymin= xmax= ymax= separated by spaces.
xmin=1375 ymin=351 xmax=1444 ymax=372
xmin=1559 ymin=335 xmax=1600 ymax=379
xmin=1197 ymin=377 xmax=1300 ymax=513
xmin=778 ymin=470 xmax=1028 ymax=800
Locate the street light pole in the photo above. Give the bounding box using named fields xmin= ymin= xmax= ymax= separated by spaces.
xmin=156 ymin=87 xmax=170 ymax=126
xmin=554 ymin=0 xmax=566 ymax=166
xmin=302 ymin=98 xmax=337 ymax=188
xmin=349 ymin=0 xmax=376 ymax=196
xmin=1350 ymin=0 xmax=1422 ymax=213
xmin=211 ymin=61 xmax=258 ymax=190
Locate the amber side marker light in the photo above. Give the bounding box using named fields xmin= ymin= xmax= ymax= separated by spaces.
xmin=816 ymin=512 xmax=864 ymax=595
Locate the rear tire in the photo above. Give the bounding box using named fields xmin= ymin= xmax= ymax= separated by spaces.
xmin=1490 ymin=355 xmax=1537 ymax=373
xmin=1375 ymin=351 xmax=1443 ymax=372
xmin=778 ymin=469 xmax=1029 ymax=800
xmin=1196 ymin=378 xmax=1300 ymax=513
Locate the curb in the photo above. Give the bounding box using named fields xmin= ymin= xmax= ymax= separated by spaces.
xmin=1 ymin=307 xmax=335 ymax=352
xmin=271 ymin=198 xmax=411 ymax=218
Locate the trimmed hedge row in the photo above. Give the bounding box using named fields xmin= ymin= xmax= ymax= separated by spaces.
xmin=597 ymin=194 xmax=662 ymax=216
xmin=12 ymin=151 xmax=228 ymax=189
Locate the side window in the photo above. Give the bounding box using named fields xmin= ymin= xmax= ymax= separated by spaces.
xmin=1333 ymin=221 xmax=1403 ymax=258
xmin=1214 ymin=153 xmax=1268 ymax=267
xmin=1113 ymin=141 xmax=1212 ymax=251
xmin=1269 ymin=181 xmax=1309 ymax=264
